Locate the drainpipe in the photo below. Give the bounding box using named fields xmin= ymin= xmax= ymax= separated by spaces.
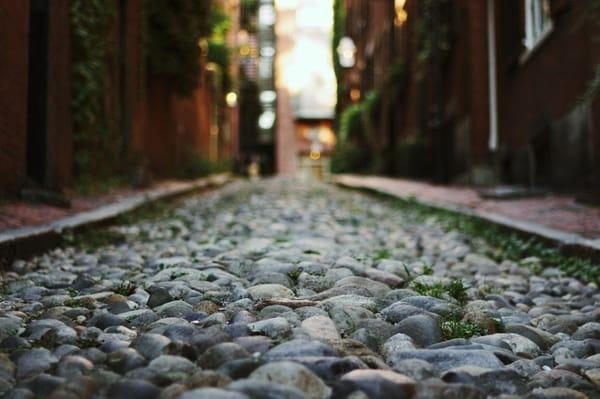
xmin=487 ymin=0 xmax=498 ymax=152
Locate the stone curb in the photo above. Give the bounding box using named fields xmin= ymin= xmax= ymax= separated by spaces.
xmin=333 ymin=175 xmax=600 ymax=261
xmin=0 ymin=173 xmax=232 ymax=268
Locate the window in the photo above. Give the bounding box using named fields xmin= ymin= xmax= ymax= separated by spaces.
xmin=523 ymin=0 xmax=553 ymax=49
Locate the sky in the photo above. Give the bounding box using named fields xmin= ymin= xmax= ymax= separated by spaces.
xmin=275 ymin=0 xmax=337 ymax=118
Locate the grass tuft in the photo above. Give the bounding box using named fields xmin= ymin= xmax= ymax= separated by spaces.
xmin=383 ymin=195 xmax=600 ymax=283
xmin=410 ymin=279 xmax=468 ymax=304
xmin=439 ymin=318 xmax=486 ymax=340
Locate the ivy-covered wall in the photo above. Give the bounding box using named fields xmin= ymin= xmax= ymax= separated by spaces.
xmin=70 ymin=0 xmax=118 ymax=187
xmin=145 ymin=0 xmax=212 ymax=96
xmin=69 ymin=0 xmax=235 ymax=189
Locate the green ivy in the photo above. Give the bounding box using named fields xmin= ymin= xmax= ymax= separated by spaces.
xmin=334 ymin=91 xmax=381 ymax=174
xmin=207 ymin=1 xmax=232 ymax=95
xmin=70 ymin=0 xmax=117 ymax=183
xmin=338 ymin=103 xmax=363 ymax=144
xmin=208 ymin=40 xmax=231 ymax=92
xmin=145 ymin=0 xmax=212 ymax=96
xmin=384 ymin=60 xmax=407 ymax=101
xmin=415 ymin=0 xmax=453 ymax=78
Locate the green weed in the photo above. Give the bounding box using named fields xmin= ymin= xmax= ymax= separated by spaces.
xmin=373 ymin=249 xmax=392 ymax=261
xmin=439 ymin=318 xmax=486 ymax=340
xmin=410 ymin=279 xmax=468 ymax=304
xmin=421 ymin=263 xmax=434 ymax=275
xmin=380 ymin=195 xmax=600 ymax=283
xmin=61 ymin=228 xmax=127 ymax=250
xmin=114 ymin=281 xmax=137 ymax=296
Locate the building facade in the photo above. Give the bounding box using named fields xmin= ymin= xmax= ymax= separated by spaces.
xmin=0 ymin=0 xmax=72 ymax=196
xmin=336 ymin=0 xmax=600 ymax=188
xmin=0 ymin=0 xmax=239 ymax=198
xmin=275 ymin=0 xmax=337 ymax=179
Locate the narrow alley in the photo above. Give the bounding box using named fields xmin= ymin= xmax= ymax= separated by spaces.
xmin=1 ymin=0 xmax=600 ymax=398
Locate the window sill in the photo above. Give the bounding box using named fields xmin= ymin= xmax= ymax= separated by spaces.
xmin=519 ymin=25 xmax=554 ymax=66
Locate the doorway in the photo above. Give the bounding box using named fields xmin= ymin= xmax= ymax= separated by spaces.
xmin=26 ymin=0 xmax=49 ymax=185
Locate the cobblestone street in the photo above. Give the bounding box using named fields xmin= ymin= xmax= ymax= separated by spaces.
xmin=1 ymin=180 xmax=599 ymax=398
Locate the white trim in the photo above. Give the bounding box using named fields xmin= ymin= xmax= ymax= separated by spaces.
xmin=523 ymin=0 xmax=553 ymax=50
xmin=519 ymin=24 xmax=554 ymax=65
xmin=487 ymin=0 xmax=498 ymax=152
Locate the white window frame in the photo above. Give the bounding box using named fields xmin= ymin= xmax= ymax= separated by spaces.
xmin=523 ymin=0 xmax=553 ymax=50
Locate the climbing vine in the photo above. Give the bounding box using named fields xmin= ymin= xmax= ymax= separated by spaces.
xmin=70 ymin=0 xmax=117 ymax=184
xmin=414 ymin=0 xmax=453 ymax=78
xmin=207 ymin=5 xmax=233 ymax=94
xmin=145 ymin=0 xmax=213 ymax=96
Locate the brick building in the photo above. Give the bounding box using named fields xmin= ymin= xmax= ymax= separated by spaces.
xmin=336 ymin=0 xmax=600 ymax=188
xmin=0 ymin=0 xmax=238 ymax=198
xmin=0 ymin=0 xmax=72 ymax=196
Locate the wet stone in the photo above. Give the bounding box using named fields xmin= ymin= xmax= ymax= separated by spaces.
xmin=381 ymin=333 xmax=416 ymax=360
xmin=55 ymin=355 xmax=94 ymax=378
xmin=472 ymin=333 xmax=541 ymax=357
xmin=106 ymin=378 xmax=162 ymax=399
xmin=300 ymin=315 xmax=341 ymax=342
xmin=106 ymin=348 xmax=147 ymax=374
xmin=249 ymin=361 xmax=330 ymax=399
xmin=198 ymin=343 xmax=249 ymax=370
xmin=441 ymin=366 xmax=527 ymax=396
xmin=247 ymin=317 xmax=291 ymax=339
xmin=390 ymin=358 xmax=439 ymax=380
xmin=395 ymin=315 xmax=443 ymax=347
xmin=131 ymin=334 xmax=172 ymax=360
xmin=154 ymin=300 xmax=194 ymax=318
xmin=334 ymin=369 xmax=416 ymax=399
xmin=287 ymin=356 xmax=366 ymax=383
xmin=226 ymin=379 xmax=308 ymax=399
xmin=179 ymin=388 xmax=250 ymax=399
xmin=16 ymin=348 xmax=58 ymax=379
xmin=388 ymin=349 xmax=505 ymax=371
xmin=264 ymin=340 xmax=336 ymax=361
xmin=218 ymin=357 xmax=264 ymax=380
xmin=147 ymin=355 xmax=196 ymax=381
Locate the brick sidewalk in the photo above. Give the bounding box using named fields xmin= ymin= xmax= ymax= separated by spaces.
xmin=0 ymin=176 xmax=226 ymax=233
xmin=334 ymin=175 xmax=600 ymax=240
xmin=0 ymin=189 xmax=136 ymax=232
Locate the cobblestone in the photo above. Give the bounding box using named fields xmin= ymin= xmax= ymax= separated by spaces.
xmin=0 ymin=180 xmax=599 ymax=398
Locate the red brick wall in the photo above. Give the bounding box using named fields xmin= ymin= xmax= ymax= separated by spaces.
xmin=464 ymin=0 xmax=490 ymax=166
xmin=497 ymin=2 xmax=596 ymax=149
xmin=0 ymin=0 xmax=72 ymax=196
xmin=0 ymin=1 xmax=29 ymax=197
xmin=342 ymin=0 xmax=598 ymax=186
xmin=496 ymin=0 xmax=600 ymax=186
xmin=390 ymin=0 xmax=492 ymax=173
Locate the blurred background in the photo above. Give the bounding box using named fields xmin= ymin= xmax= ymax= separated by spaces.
xmin=0 ymin=0 xmax=599 ymax=202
